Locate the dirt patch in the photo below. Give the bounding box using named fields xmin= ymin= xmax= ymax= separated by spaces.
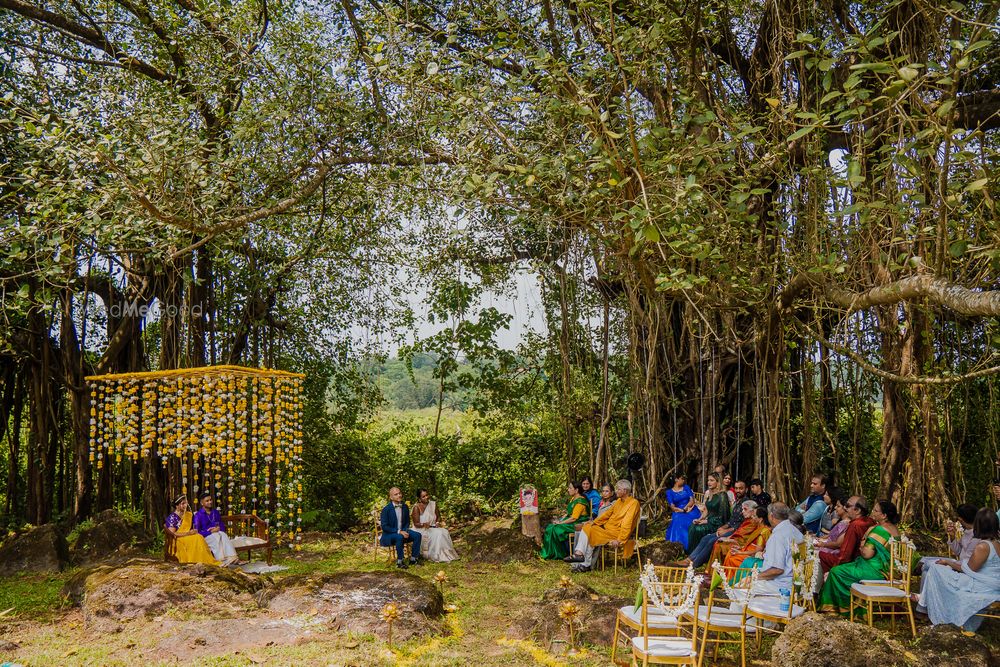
xmin=262 ymin=570 xmax=446 ymax=642
xmin=154 ymin=617 xmax=329 ymax=661
xmin=69 ymin=510 xmax=150 ymax=565
xmin=506 ymin=581 xmax=628 ymax=648
xmin=772 ymin=612 xmax=905 ymax=667
xmin=639 ymin=540 xmax=686 ymax=565
xmin=459 ymin=520 xmax=540 ymax=564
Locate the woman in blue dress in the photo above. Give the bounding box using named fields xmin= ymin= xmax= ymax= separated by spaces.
xmin=666 ymin=474 xmax=700 ymax=550
xmin=581 ymin=476 xmax=601 ymax=519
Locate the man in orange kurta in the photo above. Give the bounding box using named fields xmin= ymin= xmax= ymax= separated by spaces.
xmin=565 ymin=479 xmax=640 ymax=572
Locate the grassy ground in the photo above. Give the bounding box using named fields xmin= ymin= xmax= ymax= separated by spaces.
xmin=2 ymin=530 xmax=995 ymax=666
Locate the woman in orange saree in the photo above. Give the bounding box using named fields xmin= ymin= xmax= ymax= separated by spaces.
xmin=718 ymin=507 xmax=771 ymax=577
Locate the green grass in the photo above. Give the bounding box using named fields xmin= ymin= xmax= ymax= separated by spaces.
xmin=0 ymin=570 xmax=72 ymax=622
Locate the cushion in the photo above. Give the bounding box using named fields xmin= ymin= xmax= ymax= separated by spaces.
xmin=630 ymin=636 xmax=696 ymax=657
xmin=695 ymin=607 xmax=755 ymax=632
xmin=851 ymin=583 xmax=907 ymax=598
xmin=619 ymin=605 xmax=680 ymax=629
xmin=860 ymin=579 xmax=889 ymax=585
xmin=747 ymin=599 xmax=806 ymax=619
xmin=231 ymin=536 xmax=268 ymax=548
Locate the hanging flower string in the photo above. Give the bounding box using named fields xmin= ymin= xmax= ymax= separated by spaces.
xmin=85 ymin=365 xmax=304 ymax=543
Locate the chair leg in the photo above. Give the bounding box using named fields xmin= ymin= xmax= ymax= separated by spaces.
xmin=906 ymin=600 xmax=916 ymax=638
xmin=867 ymin=600 xmax=873 ymax=628
xmin=850 ymin=595 xmax=855 ymax=623
xmin=697 ymin=625 xmax=709 ymax=667
xmin=611 ymin=616 xmax=620 ymax=665
xmin=740 ymin=627 xmax=747 ymax=667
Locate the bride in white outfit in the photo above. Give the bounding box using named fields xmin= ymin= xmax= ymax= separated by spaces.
xmin=410 ymin=489 xmax=459 ymax=562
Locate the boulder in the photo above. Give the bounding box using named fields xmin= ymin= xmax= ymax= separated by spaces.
xmin=506 ymin=581 xmax=629 ymax=648
xmin=461 ymin=521 xmax=541 ymax=564
xmin=639 ymin=541 xmax=686 ymax=566
xmin=69 ymin=510 xmax=149 ymax=564
xmin=772 ymin=612 xmax=907 ymax=667
xmin=62 ymin=557 xmax=267 ymax=629
xmin=913 ymin=624 xmax=996 ymax=667
xmin=261 ymin=571 xmax=445 ymax=642
xmin=0 ymin=523 xmax=69 ymax=576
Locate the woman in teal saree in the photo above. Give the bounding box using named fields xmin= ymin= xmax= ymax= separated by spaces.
xmin=539 ymin=482 xmax=590 ymax=560
xmin=819 ymin=500 xmax=901 ymax=615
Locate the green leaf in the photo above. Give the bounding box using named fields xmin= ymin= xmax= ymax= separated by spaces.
xmin=966 ymin=178 xmax=988 ymax=192
xmin=642 ymin=225 xmax=661 ymax=243
xmin=788 ymin=125 xmax=815 ymax=141
xmin=949 ymin=239 xmax=969 ymax=258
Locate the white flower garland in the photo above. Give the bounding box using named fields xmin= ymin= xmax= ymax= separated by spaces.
xmin=792 ymin=537 xmax=822 ymax=595
xmin=639 ymin=562 xmax=698 ymax=619
xmin=711 ymin=559 xmax=759 ymax=603
xmin=887 ymin=535 xmax=913 ymax=577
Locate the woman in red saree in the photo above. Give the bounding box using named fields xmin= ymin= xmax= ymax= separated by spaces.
xmin=718 ymin=506 xmax=771 ymax=577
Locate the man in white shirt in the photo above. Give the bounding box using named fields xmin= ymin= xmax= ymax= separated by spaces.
xmin=752 ymin=503 xmax=804 ymax=596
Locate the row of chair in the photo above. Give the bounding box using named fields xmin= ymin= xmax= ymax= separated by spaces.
xmin=611 ymin=533 xmax=922 ymax=667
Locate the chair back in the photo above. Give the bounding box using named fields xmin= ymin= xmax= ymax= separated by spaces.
xmin=654 ymin=565 xmax=692 ymax=585
xmin=693 ymin=491 xmax=705 ymax=505
xmin=221 ymin=514 xmax=268 ymax=540
xmin=639 ymin=577 xmax=698 ymax=655
xmin=710 ymin=561 xmax=758 ymax=608
xmin=889 ymin=538 xmax=916 ymax=592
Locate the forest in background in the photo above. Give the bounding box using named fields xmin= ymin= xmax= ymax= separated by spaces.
xmin=2 ymin=0 xmax=1000 ymax=534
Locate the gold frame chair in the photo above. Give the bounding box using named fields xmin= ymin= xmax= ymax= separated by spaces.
xmin=630 ymin=578 xmax=700 ymax=667
xmin=601 ymin=511 xmax=643 ymax=574
xmin=373 ymin=509 xmax=410 ymax=565
xmin=688 ymin=563 xmax=760 ymax=667
xmin=740 ymin=556 xmax=812 ymax=654
xmin=849 ymin=538 xmax=917 ymax=637
xmin=611 ymin=567 xmax=689 ymax=666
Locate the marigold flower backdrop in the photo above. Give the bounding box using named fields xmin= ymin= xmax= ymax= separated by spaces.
xmin=85 ymin=365 xmax=304 ymax=545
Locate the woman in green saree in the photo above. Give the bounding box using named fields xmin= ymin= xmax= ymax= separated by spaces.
xmin=687 ymin=473 xmax=731 ymax=555
xmin=539 ymin=482 xmax=591 ymax=560
xmin=819 ymin=500 xmax=901 ymax=614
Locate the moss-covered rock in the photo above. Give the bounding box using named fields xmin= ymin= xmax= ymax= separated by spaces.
xmin=62 ymin=557 xmax=267 ymax=628
xmin=261 ymin=570 xmax=445 ymax=642
xmin=0 ymin=523 xmax=69 ymax=576
xmin=506 ymin=581 xmax=628 ymax=648
xmin=69 ymin=510 xmax=149 ymax=564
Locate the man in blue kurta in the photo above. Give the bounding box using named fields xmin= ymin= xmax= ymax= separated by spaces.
xmin=794 ymin=473 xmax=828 ymax=534
xmin=193 ymin=492 xmax=239 ymax=566
xmin=380 ymin=487 xmax=422 ymax=568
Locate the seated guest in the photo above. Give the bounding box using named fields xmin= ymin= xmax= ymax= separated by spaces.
xmin=716 ymin=506 xmax=770 ymax=576
xmin=819 ymin=495 xmax=875 ymax=572
xmin=381 ymin=486 xmax=422 ymax=568
xmin=916 ymin=503 xmax=980 ymax=572
xmin=679 ymin=481 xmax=751 ymax=568
xmin=992 ymin=480 xmax=1000 ymax=522
xmin=165 ymin=496 xmax=218 ymax=565
xmin=794 ymin=473 xmax=829 ymax=534
xmin=565 ymin=479 xmax=640 ymax=573
xmin=746 ymin=503 xmax=803 ymax=595
xmin=665 ymin=474 xmax=700 ymax=550
xmin=818 ymin=500 xmax=900 ymax=615
xmin=820 ymin=487 xmax=844 ymax=534
xmin=688 ymin=473 xmax=731 ymax=554
xmin=722 ymin=473 xmax=736 ymax=504
xmin=410 ymin=488 xmax=458 ymax=562
xmin=748 ymin=478 xmax=771 ymax=509
xmin=816 ymin=490 xmax=850 ymax=559
xmin=193 ymin=493 xmax=239 ymax=567
xmin=596 ymin=484 xmax=615 ymax=516
xmin=581 ymin=476 xmax=601 ymax=518
xmin=539 ymin=482 xmax=590 ymax=560
xmin=915 ymin=509 xmax=1000 ymax=632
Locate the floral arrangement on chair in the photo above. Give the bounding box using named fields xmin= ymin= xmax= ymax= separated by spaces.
xmin=638 ymin=562 xmax=698 ymax=619
xmin=793 ymin=536 xmax=822 ymax=597
xmin=711 ymin=559 xmax=759 ymax=605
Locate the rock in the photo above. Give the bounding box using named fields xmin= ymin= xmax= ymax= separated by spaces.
xmin=0 ymin=524 xmax=69 ymax=576
xmin=69 ymin=510 xmax=149 ymax=564
xmin=913 ymin=624 xmax=996 ymax=667
xmin=261 ymin=571 xmax=445 ymax=642
xmin=461 ymin=521 xmax=541 ymax=563
xmin=507 ymin=582 xmax=628 ymax=648
xmin=639 ymin=541 xmax=686 ymax=566
xmin=772 ymin=612 xmax=907 ymax=667
xmin=62 ymin=557 xmax=267 ymax=629
xmin=773 ymin=612 xmax=998 ymax=667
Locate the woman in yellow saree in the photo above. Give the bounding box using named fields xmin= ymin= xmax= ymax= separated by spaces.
xmin=818 ymin=500 xmax=900 ymax=614
xmin=165 ymin=496 xmax=219 ymax=565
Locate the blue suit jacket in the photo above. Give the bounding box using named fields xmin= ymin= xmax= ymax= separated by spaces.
xmin=380 ymin=502 xmax=410 ymax=535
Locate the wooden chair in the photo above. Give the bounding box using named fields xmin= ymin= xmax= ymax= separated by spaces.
xmin=975 ymin=601 xmax=1000 ymax=622
xmin=373 ymin=510 xmax=410 ymax=564
xmin=164 ymin=530 xmax=178 ymax=562
xmin=740 ymin=562 xmax=810 ymax=654
xmin=849 ymin=538 xmax=917 ymax=637
xmin=611 ymin=567 xmax=690 ymax=665
xmin=688 ymin=563 xmax=759 ymax=667
xmin=600 ymin=510 xmax=643 ymax=574
xmin=222 ymin=514 xmax=273 ymax=565
xmin=630 ymin=576 xmax=700 ymax=667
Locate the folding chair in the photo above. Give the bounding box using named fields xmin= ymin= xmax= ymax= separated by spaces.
xmin=849 ymin=538 xmax=917 ymax=637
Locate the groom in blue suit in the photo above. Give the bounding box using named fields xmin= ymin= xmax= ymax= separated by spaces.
xmin=381 ymin=487 xmax=422 ymax=568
